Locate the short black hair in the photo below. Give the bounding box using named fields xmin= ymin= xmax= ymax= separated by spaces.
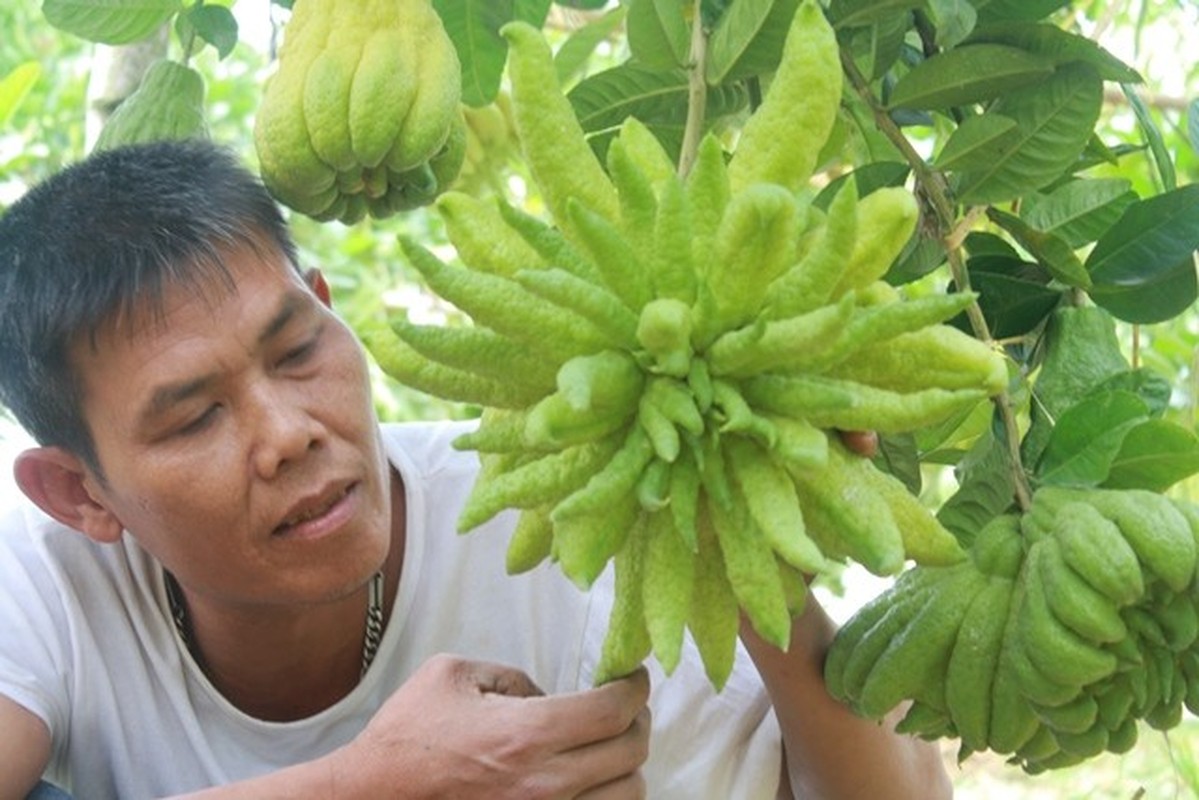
xmin=0 ymin=139 xmax=300 ymax=474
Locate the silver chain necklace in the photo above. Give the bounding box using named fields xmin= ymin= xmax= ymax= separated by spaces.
xmin=165 ymin=570 xmax=386 ymax=678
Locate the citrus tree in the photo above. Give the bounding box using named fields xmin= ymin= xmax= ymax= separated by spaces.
xmin=8 ymin=0 xmax=1199 ymax=784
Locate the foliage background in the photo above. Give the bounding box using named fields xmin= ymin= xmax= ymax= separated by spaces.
xmin=3 ymin=0 xmax=1199 ymax=795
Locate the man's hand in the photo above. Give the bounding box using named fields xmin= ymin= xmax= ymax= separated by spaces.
xmin=336 ymin=654 xmax=650 ymax=799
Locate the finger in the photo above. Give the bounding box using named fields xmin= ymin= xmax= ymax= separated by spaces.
xmin=575 ymin=770 xmax=647 ymax=800
xmin=454 ymin=656 xmax=546 ymax=698
xmin=526 ymin=667 xmax=649 ymax=747
xmin=560 ymin=707 xmax=651 ymax=797
xmin=838 ymin=429 xmax=879 ymax=458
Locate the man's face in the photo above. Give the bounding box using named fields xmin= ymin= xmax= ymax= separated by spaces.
xmin=72 ymin=243 xmax=393 ymax=611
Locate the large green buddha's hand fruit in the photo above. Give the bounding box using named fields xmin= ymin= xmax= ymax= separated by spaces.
xmin=254 ymin=0 xmax=462 ymax=223
xmin=369 ymin=2 xmax=1008 ymax=691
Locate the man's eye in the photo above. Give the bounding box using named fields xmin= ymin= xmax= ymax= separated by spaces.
xmin=279 ymin=338 xmax=318 ymax=367
xmin=176 ymin=405 xmax=218 ymax=437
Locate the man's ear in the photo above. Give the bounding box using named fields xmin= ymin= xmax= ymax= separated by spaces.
xmin=13 ymin=448 xmax=124 ymax=543
xmin=304 ymin=268 xmax=332 ymax=308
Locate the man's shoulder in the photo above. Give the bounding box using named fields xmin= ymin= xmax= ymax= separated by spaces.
xmin=379 ymin=418 xmax=480 ymax=479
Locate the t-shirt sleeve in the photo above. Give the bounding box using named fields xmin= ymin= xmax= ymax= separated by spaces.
xmin=0 ymin=505 xmax=72 ymax=740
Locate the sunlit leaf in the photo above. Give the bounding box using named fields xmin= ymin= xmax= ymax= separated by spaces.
xmin=555 ymin=6 xmax=627 ymax=83
xmin=433 ymin=0 xmax=513 ymax=107
xmin=176 ymin=4 xmax=238 ymax=60
xmin=0 ymin=62 xmax=41 ymax=128
xmin=626 ymin=0 xmax=689 ymax=71
xmin=514 ymin=0 xmax=551 ymax=25
xmin=43 ymin=0 xmax=182 ymax=44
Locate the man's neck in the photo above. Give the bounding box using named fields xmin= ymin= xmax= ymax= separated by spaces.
xmin=176 ymin=469 xmax=406 ymax=722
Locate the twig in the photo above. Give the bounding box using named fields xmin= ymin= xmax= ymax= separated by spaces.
xmin=840 ymin=47 xmax=1034 ymax=511
xmin=677 ymin=0 xmax=708 ymax=178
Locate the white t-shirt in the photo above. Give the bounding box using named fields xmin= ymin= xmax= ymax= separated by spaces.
xmin=0 ymin=421 xmax=783 ymax=799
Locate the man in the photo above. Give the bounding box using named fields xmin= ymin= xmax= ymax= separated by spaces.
xmin=0 ymin=139 xmax=951 ymax=799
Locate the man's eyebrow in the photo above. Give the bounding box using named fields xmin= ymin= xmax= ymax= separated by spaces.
xmin=258 ymin=290 xmax=310 ymax=345
xmin=140 ymin=375 xmax=216 ymax=426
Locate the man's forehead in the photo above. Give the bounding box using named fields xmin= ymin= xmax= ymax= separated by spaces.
xmin=88 ymin=245 xmax=304 ymax=347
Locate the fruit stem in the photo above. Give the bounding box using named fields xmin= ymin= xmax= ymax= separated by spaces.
xmin=678 ymin=0 xmax=709 ymax=179
xmin=839 ymin=47 xmax=1034 ymax=512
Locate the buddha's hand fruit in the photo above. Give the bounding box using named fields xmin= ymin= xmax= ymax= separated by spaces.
xmin=367 ymin=0 xmax=1005 ymax=689
xmin=826 ymin=486 xmax=1199 ymax=773
xmin=254 ymin=0 xmax=463 ymax=223
xmin=94 ymin=60 xmax=208 ymax=151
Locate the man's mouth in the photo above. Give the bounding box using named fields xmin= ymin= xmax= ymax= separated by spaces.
xmin=274 ymin=483 xmax=355 ymax=536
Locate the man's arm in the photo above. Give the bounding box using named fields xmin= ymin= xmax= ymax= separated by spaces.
xmin=741 ymin=598 xmax=952 ymax=800
xmin=0 ymin=695 xmax=52 ymax=800
xmin=177 ymin=655 xmax=650 ymax=800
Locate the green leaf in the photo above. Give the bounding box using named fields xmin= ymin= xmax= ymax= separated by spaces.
xmin=0 ymin=62 xmax=41 ymax=128
xmin=964 ymin=255 xmax=1060 ymax=339
xmin=845 ymin=11 xmax=909 ymax=81
xmin=1189 ymin=98 xmax=1199 ymax=158
xmin=626 ymin=0 xmax=689 ymax=71
xmin=1103 ymin=419 xmax=1199 ymax=492
xmin=976 ymin=0 xmax=1072 ymax=24
xmin=986 ymin=207 xmax=1091 ymax=289
xmin=1090 ymin=255 xmax=1198 ymax=326
xmin=1090 ymin=368 xmax=1173 ymax=418
xmin=827 ymin=0 xmax=922 ymax=29
xmin=1019 ymin=178 xmax=1137 ymax=249
xmin=433 ymin=0 xmax=513 ymax=107
xmin=555 ymin=6 xmax=627 ymax=84
xmin=936 ymin=429 xmax=1016 ymax=548
xmin=874 ymin=433 xmax=922 ymax=494
xmin=935 ymin=114 xmax=1020 ymax=172
xmin=964 ymin=231 xmax=1020 ymax=259
xmin=1036 ymin=390 xmax=1151 ymax=487
xmin=925 ymin=0 xmax=977 ymax=48
xmin=955 ymin=63 xmax=1103 ymax=206
xmin=706 ymin=0 xmax=799 ymax=85
xmin=1085 ymin=184 xmax=1199 ymax=324
xmin=514 ymin=0 xmax=551 ymax=25
xmin=43 ymin=0 xmax=182 ymax=44
xmin=1123 ymin=83 xmax=1176 ymax=192
xmin=177 ymin=4 xmax=238 ymax=60
xmin=886 ymin=235 xmax=946 ymax=286
xmin=966 ymin=22 xmax=1142 ymax=84
xmin=812 ymin=161 xmax=910 ymax=210
xmin=568 ymin=63 xmax=748 ymax=134
xmin=1021 ymin=305 xmax=1128 ymax=468
xmin=889 ymin=44 xmax=1054 ymax=111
